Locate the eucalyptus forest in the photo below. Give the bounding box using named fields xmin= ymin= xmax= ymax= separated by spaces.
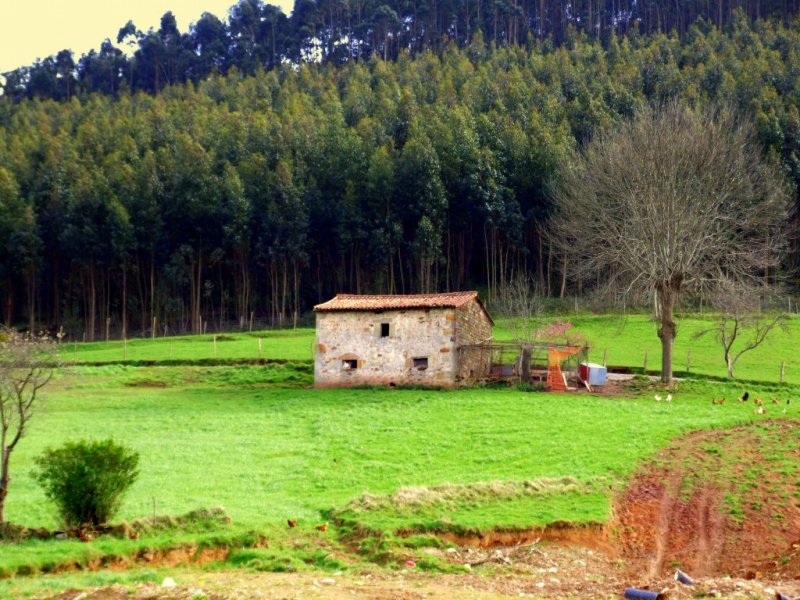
xmin=2 ymin=1 xmax=800 ymax=339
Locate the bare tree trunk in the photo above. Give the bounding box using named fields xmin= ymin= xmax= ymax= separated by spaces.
xmin=4 ymin=278 xmax=12 ymax=327
xmin=26 ymin=272 xmax=35 ymax=333
xmin=121 ymin=267 xmax=127 ymax=339
xmin=657 ymin=282 xmax=679 ymax=383
xmin=88 ymin=265 xmax=97 ymax=341
xmin=0 ymin=449 xmax=9 ymax=523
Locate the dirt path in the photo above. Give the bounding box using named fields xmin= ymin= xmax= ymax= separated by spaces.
xmin=616 ymin=420 xmax=800 ymax=580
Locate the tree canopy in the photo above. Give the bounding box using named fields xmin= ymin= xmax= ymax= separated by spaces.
xmin=5 ymin=0 xmax=800 ymax=100
xmin=551 ymin=102 xmax=790 ymax=382
xmin=0 ymin=18 xmax=798 ymax=337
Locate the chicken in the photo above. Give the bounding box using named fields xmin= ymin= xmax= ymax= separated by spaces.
xmin=754 ymin=397 xmax=764 ymax=406
xmin=287 ymin=519 xmax=297 ymax=528
xmin=655 ymin=394 xmax=662 ymax=402
xmin=711 ymin=398 xmax=726 ymax=405
xmin=752 ymin=406 xmax=765 ymax=415
xmin=741 ymin=391 xmax=750 ymax=402
xmin=771 ymin=398 xmax=780 ymax=405
xmin=78 ymin=529 xmax=93 ymax=543
xmin=315 ymin=522 xmax=328 ymax=532
xmin=666 ymin=394 xmax=672 ymax=402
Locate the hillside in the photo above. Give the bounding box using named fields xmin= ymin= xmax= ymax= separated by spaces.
xmin=1 ymin=18 xmax=800 ymax=339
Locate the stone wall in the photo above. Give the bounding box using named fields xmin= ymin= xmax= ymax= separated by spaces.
xmin=455 ymin=299 xmax=493 ymax=380
xmin=314 ymin=308 xmax=459 ymax=387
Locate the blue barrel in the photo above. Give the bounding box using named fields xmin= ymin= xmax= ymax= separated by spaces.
xmin=623 ymin=589 xmax=663 ymax=600
xmin=675 ymin=569 xmax=695 ymax=585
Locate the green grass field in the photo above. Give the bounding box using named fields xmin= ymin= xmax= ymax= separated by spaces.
xmin=2 ymin=312 xmax=799 ymax=590
xmin=60 ymin=328 xmax=315 ymax=363
xmin=63 ymin=314 xmax=800 ymax=384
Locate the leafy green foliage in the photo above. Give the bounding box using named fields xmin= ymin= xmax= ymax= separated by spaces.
xmin=34 ymin=439 xmax=140 ymax=527
xmin=3 ymin=20 xmax=800 ymax=336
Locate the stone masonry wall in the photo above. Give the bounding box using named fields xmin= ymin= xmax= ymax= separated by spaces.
xmin=314 ymin=308 xmax=458 ymax=387
xmin=456 ymin=299 xmax=493 ymax=380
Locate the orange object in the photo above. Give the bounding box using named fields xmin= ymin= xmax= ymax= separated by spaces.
xmin=546 ymin=346 xmax=582 ymax=391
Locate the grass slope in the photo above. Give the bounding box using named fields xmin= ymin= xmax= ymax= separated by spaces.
xmin=63 ymin=314 xmax=800 ymax=384
xmin=8 ymin=368 xmax=796 ymax=533
xmin=62 ymin=329 xmax=315 ymax=363
xmin=494 ymin=314 xmax=800 ymax=384
xmin=2 ymin=312 xmax=799 ymax=589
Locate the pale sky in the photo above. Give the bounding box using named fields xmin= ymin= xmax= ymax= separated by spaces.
xmin=0 ymin=0 xmax=294 ymax=73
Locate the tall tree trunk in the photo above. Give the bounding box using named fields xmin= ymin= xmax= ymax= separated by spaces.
xmin=88 ymin=264 xmax=97 ymax=342
xmin=121 ymin=266 xmax=127 ymax=339
xmin=4 ymin=278 xmax=12 ymax=327
xmin=656 ymin=280 xmax=681 ymax=384
xmin=27 ymin=270 xmax=35 ymax=334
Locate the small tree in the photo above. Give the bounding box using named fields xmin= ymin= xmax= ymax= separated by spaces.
xmin=551 ymin=102 xmax=790 ymax=383
xmin=34 ymin=439 xmax=139 ymax=527
xmin=0 ymin=329 xmax=57 ymax=523
xmin=694 ymin=281 xmax=788 ymax=378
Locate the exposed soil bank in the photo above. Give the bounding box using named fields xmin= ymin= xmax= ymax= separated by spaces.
xmin=614 ymin=420 xmax=800 ymax=579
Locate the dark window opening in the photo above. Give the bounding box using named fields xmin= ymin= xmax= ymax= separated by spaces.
xmin=380 ymin=323 xmax=390 ymax=337
xmin=342 ymin=359 xmax=358 ymax=370
xmin=413 ymin=357 xmax=429 ymax=370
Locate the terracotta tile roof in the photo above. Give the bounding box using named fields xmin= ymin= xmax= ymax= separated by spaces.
xmin=314 ymin=291 xmax=482 ymax=312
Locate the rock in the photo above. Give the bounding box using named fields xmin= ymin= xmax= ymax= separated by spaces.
xmin=162 ymin=577 xmax=177 ymax=588
xmin=320 ymin=578 xmax=336 ymax=585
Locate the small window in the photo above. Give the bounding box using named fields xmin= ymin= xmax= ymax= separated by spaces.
xmin=413 ymin=357 xmax=428 ymax=370
xmin=342 ymin=359 xmax=358 ymax=370
xmin=380 ymin=323 xmax=390 ymax=337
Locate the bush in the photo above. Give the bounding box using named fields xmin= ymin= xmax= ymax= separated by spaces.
xmin=33 ymin=439 xmax=140 ymax=527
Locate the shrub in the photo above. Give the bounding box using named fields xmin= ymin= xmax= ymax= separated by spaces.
xmin=33 ymin=439 xmax=140 ymax=527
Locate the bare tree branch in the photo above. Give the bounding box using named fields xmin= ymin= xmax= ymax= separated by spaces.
xmin=0 ymin=329 xmax=59 ymax=523
xmin=550 ymin=101 xmax=791 ymax=383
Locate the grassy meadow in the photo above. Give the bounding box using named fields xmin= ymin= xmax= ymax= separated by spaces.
xmin=1 ymin=312 xmax=799 ymax=592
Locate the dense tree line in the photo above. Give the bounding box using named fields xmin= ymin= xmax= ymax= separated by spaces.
xmin=1 ymin=18 xmax=799 ymax=337
xmin=5 ymin=0 xmax=800 ymax=101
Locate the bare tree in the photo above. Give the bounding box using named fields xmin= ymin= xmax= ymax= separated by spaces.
xmin=0 ymin=330 xmax=58 ymax=523
xmin=495 ymin=275 xmax=547 ymax=382
xmin=693 ymin=280 xmax=788 ymax=378
xmin=551 ymin=101 xmax=790 ymax=383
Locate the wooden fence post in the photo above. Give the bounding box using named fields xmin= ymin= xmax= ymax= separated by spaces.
xmin=213 ymin=335 xmax=217 ymax=357
xmin=643 ymin=351 xmax=648 ymax=374
xmin=686 ymin=351 xmax=691 ymax=373
xmin=258 ymin=337 xmax=263 ymax=359
xmin=602 ymin=348 xmax=608 ymax=367
xmin=780 ymin=361 xmax=785 ymax=383
xmin=123 ymin=337 xmax=127 ymax=361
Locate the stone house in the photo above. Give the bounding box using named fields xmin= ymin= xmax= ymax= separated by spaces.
xmin=313 ymin=291 xmax=493 ymax=387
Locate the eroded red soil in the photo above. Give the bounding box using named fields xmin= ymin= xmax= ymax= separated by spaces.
xmin=615 ymin=420 xmax=800 ymax=580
